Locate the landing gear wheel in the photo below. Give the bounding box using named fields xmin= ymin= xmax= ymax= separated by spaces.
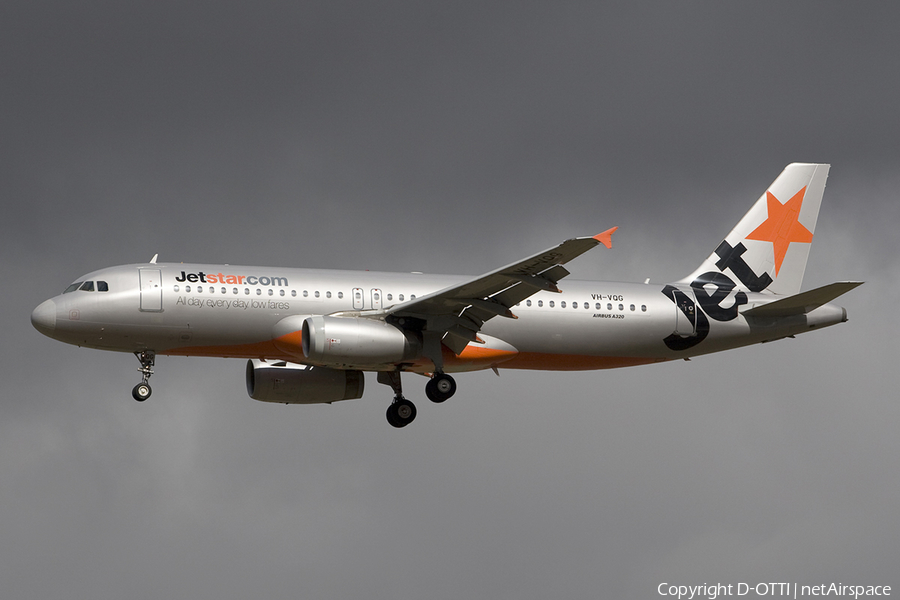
xmin=132 ymin=383 xmax=152 ymax=402
xmin=386 ymin=398 xmax=417 ymax=428
xmin=425 ymin=374 xmax=456 ymax=403
xmin=132 ymin=351 xmax=156 ymax=403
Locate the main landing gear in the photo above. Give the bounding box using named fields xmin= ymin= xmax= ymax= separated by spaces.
xmin=132 ymin=350 xmax=155 ymax=402
xmin=425 ymin=373 xmax=456 ymax=403
xmin=378 ymin=370 xmax=457 ymax=428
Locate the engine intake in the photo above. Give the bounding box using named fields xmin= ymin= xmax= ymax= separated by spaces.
xmin=246 ymin=359 xmax=364 ymax=404
xmin=302 ymin=315 xmax=420 ymax=367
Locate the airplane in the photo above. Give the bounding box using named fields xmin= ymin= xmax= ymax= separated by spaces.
xmin=31 ymin=163 xmax=861 ymax=427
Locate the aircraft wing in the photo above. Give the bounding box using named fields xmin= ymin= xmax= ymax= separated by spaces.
xmin=385 ymin=228 xmax=617 ymax=355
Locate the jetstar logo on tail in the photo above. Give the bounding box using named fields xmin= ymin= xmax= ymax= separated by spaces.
xmin=660 ymin=186 xmax=814 ymax=351
xmin=174 ymin=271 xmax=289 ymax=286
xmin=746 ymin=187 xmax=813 ymax=275
xmin=661 ymin=240 xmax=762 ymax=351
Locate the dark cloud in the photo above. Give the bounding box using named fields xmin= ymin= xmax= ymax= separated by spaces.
xmin=2 ymin=2 xmax=897 ymax=598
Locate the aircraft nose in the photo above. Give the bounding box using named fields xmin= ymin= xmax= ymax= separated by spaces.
xmin=31 ymin=299 xmax=57 ymax=335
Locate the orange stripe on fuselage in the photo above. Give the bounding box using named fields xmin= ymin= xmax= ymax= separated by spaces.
xmin=166 ymin=329 xmax=306 ymax=361
xmin=162 ymin=337 xmax=664 ymax=372
xmin=499 ymin=353 xmax=667 ymax=371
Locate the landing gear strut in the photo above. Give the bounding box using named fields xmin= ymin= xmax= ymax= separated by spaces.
xmin=132 ymin=350 xmax=155 ymax=402
xmin=378 ymin=370 xmax=417 ymax=428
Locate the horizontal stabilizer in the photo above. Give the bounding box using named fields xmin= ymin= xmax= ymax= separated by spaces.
xmin=742 ymin=281 xmax=863 ymax=318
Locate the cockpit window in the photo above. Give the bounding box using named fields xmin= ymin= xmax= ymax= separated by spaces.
xmin=97 ymin=281 xmax=109 ymax=292
xmin=64 ymin=282 xmax=83 ymax=293
xmin=80 ymin=281 xmax=95 ymax=292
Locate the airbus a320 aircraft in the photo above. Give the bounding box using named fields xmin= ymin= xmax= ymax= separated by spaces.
xmin=32 ymin=164 xmax=860 ymax=427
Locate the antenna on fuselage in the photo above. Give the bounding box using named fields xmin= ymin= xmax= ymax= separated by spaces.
xmin=149 ymin=254 xmax=158 ymax=264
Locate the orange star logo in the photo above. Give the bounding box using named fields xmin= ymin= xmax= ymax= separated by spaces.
xmin=745 ymin=187 xmax=813 ymax=275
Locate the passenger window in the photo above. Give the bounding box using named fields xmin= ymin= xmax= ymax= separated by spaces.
xmin=97 ymin=281 xmax=109 ymax=292
xmin=186 ymin=285 xmax=192 ymax=292
xmin=174 ymin=285 xmax=180 ymax=293
xmin=538 ymin=300 xmax=543 ymax=307
xmin=583 ymin=302 xmax=589 ymax=309
xmin=338 ymin=292 xmax=344 ymax=299
xmin=630 ymin=304 xmax=635 ymax=311
xmin=268 ymin=289 xmax=273 ymax=296
xmin=607 ymin=303 xmax=612 ymax=310
xmin=618 ymin=303 xmax=624 ymax=311
xmin=291 ymin=290 xmax=296 ymax=297
xmin=197 ymin=286 xmax=204 ymax=293
xmin=244 ymin=288 xmax=250 ymax=295
xmin=280 ymin=289 xmax=285 ymax=297
xmin=399 ymin=294 xmax=404 ymax=301
xmin=256 ymin=289 xmax=262 ymax=296
xmin=549 ymin=301 xmax=555 ymax=308
xmin=561 ymin=301 xmax=566 ymax=308
xmin=221 ymin=287 xmax=226 ymax=294
xmin=326 ymin=291 xmax=332 ymax=299
xmin=303 ymin=290 xmax=309 ymax=297
xmin=595 ymin=303 xmax=601 ymax=310
xmin=641 ymin=305 xmax=647 ymax=312
xmin=411 ymin=295 xmax=416 ymax=299
xmin=80 ymin=281 xmax=95 ymax=292
xmin=387 ymin=294 xmax=392 ymax=301
xmin=526 ymin=300 xmax=532 ymax=307
xmin=315 ymin=291 xmax=320 ymax=298
xmin=233 ymin=288 xmax=238 ymax=295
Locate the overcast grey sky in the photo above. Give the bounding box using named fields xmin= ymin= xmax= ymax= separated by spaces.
xmin=2 ymin=2 xmax=898 ymax=599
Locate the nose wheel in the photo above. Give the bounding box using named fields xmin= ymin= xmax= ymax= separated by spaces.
xmin=132 ymin=351 xmax=156 ymax=402
xmin=132 ymin=382 xmax=152 ymax=401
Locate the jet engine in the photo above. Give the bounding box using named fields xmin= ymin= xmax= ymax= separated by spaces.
xmin=302 ymin=316 xmax=421 ymax=367
xmin=246 ymin=359 xmax=364 ymax=404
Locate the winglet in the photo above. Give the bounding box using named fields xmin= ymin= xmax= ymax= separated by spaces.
xmin=593 ymin=227 xmax=618 ymax=249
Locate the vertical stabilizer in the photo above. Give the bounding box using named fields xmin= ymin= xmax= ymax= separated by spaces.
xmin=680 ymin=163 xmax=829 ymax=296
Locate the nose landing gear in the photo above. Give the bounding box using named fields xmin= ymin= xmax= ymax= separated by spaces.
xmin=132 ymin=350 xmax=155 ymax=402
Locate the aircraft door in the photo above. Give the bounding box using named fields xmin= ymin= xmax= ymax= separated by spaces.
xmin=672 ymin=286 xmax=697 ymax=336
xmin=139 ymin=269 xmax=163 ymax=312
xmin=352 ymin=287 xmax=364 ymax=310
xmin=371 ymin=288 xmax=383 ymax=310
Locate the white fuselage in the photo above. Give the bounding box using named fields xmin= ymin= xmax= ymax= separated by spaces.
xmin=32 ymin=262 xmax=847 ymax=374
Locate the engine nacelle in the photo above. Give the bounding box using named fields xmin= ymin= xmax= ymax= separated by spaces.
xmin=246 ymin=359 xmax=364 ymax=404
xmin=302 ymin=315 xmax=421 ymax=367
